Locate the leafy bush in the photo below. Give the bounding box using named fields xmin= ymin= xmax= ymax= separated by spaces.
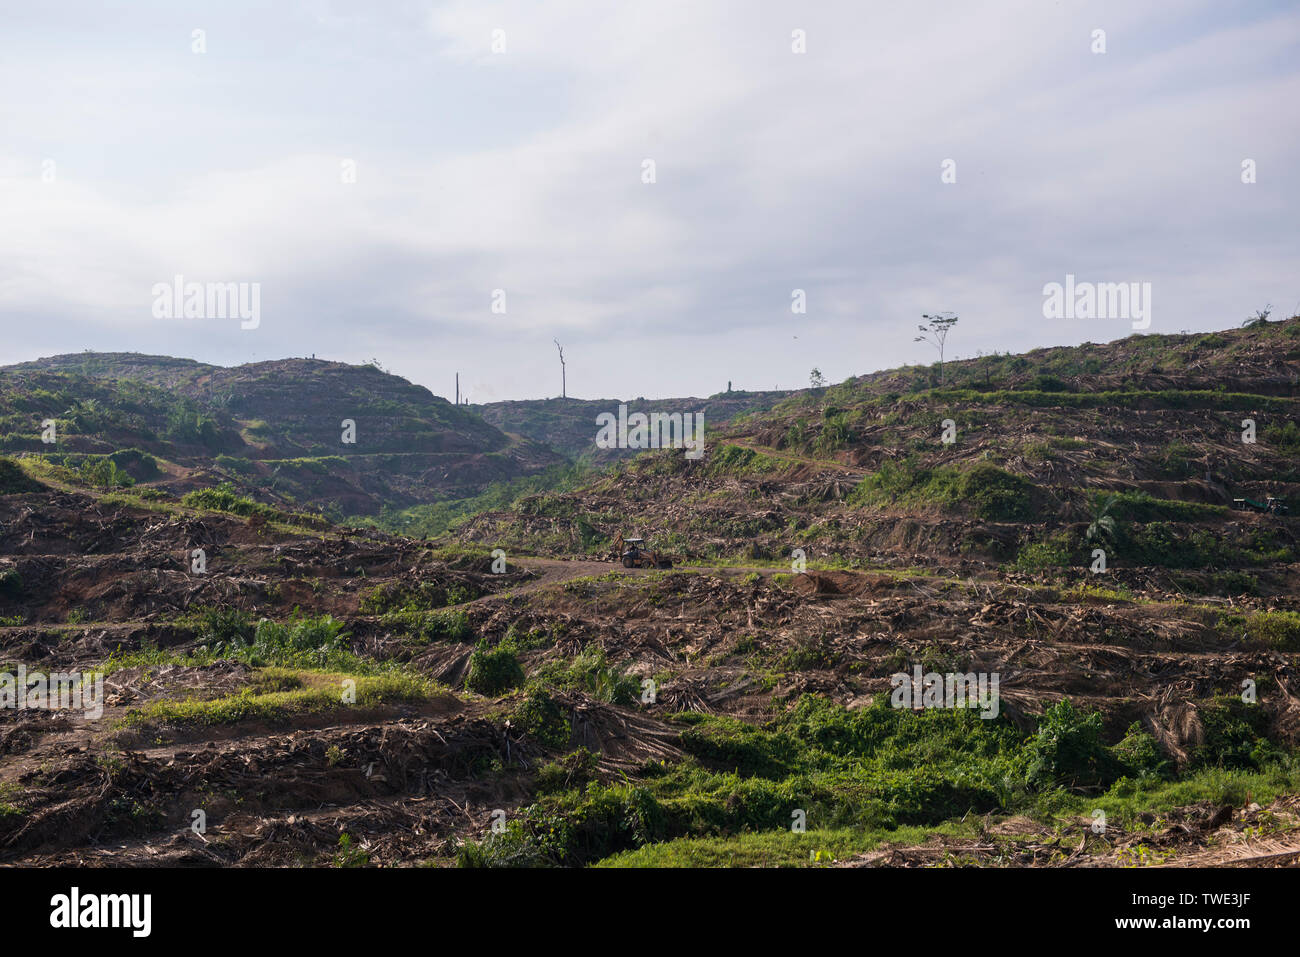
xmin=566 ymin=646 xmax=640 ymax=705
xmin=959 ymin=463 xmax=1032 ymax=521
xmin=466 ymin=638 xmax=524 ymax=695
xmin=182 ymin=483 xmax=275 ymax=519
xmin=1025 ymin=699 xmax=1117 ymax=789
xmin=1014 ymin=536 xmax=1072 ymax=572
xmin=107 ymin=448 xmax=159 ymax=480
xmin=1193 ymin=698 xmax=1283 ymax=770
xmin=191 ymin=606 xmax=255 ymax=647
xmin=382 ymin=607 xmax=473 ymax=643
xmin=78 ymin=457 xmax=134 ymax=491
xmin=535 ymin=748 xmax=599 ymax=794
xmin=849 ymin=460 xmax=1031 ymax=521
xmin=512 ymin=690 xmax=571 ymax=749
xmin=1021 ymin=374 xmax=1072 ymax=392
xmin=197 ymin=610 xmax=362 ymax=671
xmin=361 ymin=580 xmax=476 ymax=614
xmin=1262 ymin=420 xmax=1300 ymax=452
xmin=1111 ymin=722 xmax=1168 ymax=778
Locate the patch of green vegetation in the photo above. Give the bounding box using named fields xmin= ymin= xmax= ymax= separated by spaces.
xmin=180 ymin=482 xmax=327 ymax=529
xmin=597 ymin=760 xmax=1300 ymax=867
xmin=1191 ymin=696 xmax=1284 ymax=770
xmin=1262 ymin=419 xmax=1300 ymax=453
xmin=1048 ymin=436 xmax=1088 ymax=450
xmin=363 ymin=463 xmax=591 ymax=539
xmin=1173 ymin=570 xmax=1260 ymax=597
xmin=0 ymin=782 xmax=26 ymax=818
xmin=1025 ymin=699 xmax=1121 ymax=789
xmin=222 ymin=613 xmax=391 ymax=673
xmin=535 ymin=748 xmax=600 ymax=794
xmin=334 ymin=832 xmax=370 ymax=868
xmin=215 ymin=454 xmax=258 ymax=475
xmin=1126 ymin=522 xmax=1292 ymax=568
xmin=532 ymin=646 xmax=640 ymax=705
xmin=512 ymin=689 xmax=572 ymax=749
xmin=701 ymin=444 xmax=793 ymax=477
xmin=777 ymin=635 xmax=837 ymax=671
xmin=182 ymin=482 xmax=277 ymax=517
xmin=382 ymin=607 xmax=474 ymax=644
xmin=1014 ymin=533 xmax=1074 ymax=572
xmin=1019 ymin=374 xmax=1073 ymax=393
xmin=76 ymin=456 xmax=134 ymax=491
xmin=106 ymin=448 xmax=159 ymax=480
xmin=850 ymin=459 xmax=1032 ymax=521
xmin=1218 ymin=610 xmax=1300 ymax=651
xmin=100 ymin=645 xmax=217 ymax=675
xmin=181 ymin=606 xmax=254 ymax=645
xmin=119 ymin=668 xmax=436 ymax=728
xmin=927 ymin=387 xmax=1296 ymax=414
xmin=466 ymin=638 xmax=525 ymax=696
xmin=1061 ymin=582 xmax=1138 ymax=603
xmin=361 ymin=580 xmax=477 ymax=614
xmin=178 ymin=607 xmax=395 ymax=674
xmin=1091 ymin=490 xmax=1226 ymax=522
xmin=460 ymin=694 xmax=1197 ymax=868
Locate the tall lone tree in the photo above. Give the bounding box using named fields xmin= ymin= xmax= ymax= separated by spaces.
xmin=553 ymin=339 xmax=567 ymax=398
xmin=914 ymin=312 xmax=959 ymax=384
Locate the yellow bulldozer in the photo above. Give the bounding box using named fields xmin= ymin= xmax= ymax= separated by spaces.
xmin=611 ymin=533 xmax=673 ymax=569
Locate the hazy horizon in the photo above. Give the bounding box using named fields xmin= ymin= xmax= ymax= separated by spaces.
xmin=6 ymin=307 xmax=1281 ymax=407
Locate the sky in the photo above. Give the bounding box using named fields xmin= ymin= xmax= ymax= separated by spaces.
xmin=1 ymin=0 xmax=1297 ymax=403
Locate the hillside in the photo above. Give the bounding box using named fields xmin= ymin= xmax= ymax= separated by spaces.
xmin=456 ymin=319 xmax=1300 ymax=581
xmin=475 ymin=390 xmax=790 ymax=464
xmin=0 ymin=354 xmax=564 ymax=516
xmin=1 ymin=316 xmax=1299 ymax=870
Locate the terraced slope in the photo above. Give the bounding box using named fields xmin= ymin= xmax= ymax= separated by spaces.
xmin=1 ymin=317 xmax=1298 ymax=868
xmin=456 ymin=319 xmax=1300 ymax=598
xmin=0 ymin=354 xmax=565 ymax=515
xmin=475 ymin=390 xmax=790 ymax=464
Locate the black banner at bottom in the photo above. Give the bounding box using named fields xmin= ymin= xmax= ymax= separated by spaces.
xmin=1 ymin=864 xmax=1281 ymax=945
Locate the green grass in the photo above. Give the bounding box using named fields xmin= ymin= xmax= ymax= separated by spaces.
xmin=1218 ymin=610 xmax=1300 ymax=651
xmin=360 ymin=463 xmax=592 ymax=539
xmin=698 ymin=444 xmax=795 ymax=477
xmin=181 ymin=481 xmax=329 ymax=529
xmin=1091 ymin=490 xmax=1226 ymax=522
xmin=100 ymin=645 xmax=218 ymax=675
xmin=361 ymin=580 xmax=478 ymax=614
xmin=597 ymin=760 xmax=1300 ymax=867
xmin=851 ymin=459 xmax=1032 ymax=521
xmin=458 ymin=695 xmax=1199 ymax=868
xmin=0 ymin=782 xmax=26 ymax=818
xmin=927 ymin=387 xmax=1297 ymax=414
xmin=596 ymin=821 xmax=975 ymax=867
xmin=118 ymin=668 xmax=439 ymax=728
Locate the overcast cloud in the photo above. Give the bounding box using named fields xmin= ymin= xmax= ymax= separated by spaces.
xmin=1 ymin=0 xmax=1296 ymax=401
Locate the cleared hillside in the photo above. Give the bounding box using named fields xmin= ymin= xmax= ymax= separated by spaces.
xmin=0 ymin=354 xmax=564 ymax=516
xmin=475 ymin=390 xmax=790 ymax=464
xmin=1 ymin=316 xmax=1298 ymax=869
